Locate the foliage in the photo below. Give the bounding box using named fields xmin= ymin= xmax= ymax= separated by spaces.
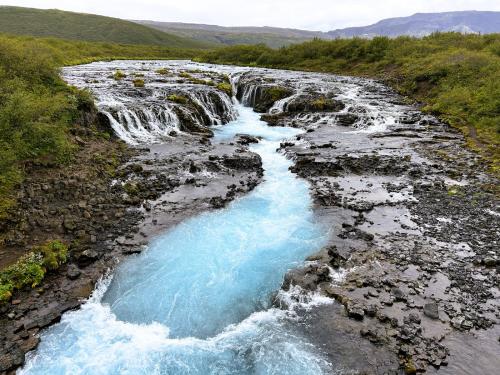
xmin=201 ymin=33 xmax=500 ymax=169
xmin=113 ymin=70 xmax=126 ymax=80
xmin=216 ymin=82 xmax=233 ymax=96
xmin=156 ymin=68 xmax=170 ymax=75
xmin=35 ymin=240 xmax=68 ymax=271
xmin=167 ymin=94 xmax=189 ymax=104
xmin=0 ymin=240 xmax=68 ymax=302
xmin=133 ymin=78 xmax=145 ymax=87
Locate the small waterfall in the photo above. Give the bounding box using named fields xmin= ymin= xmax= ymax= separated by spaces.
xmin=63 ymin=62 xmax=238 ymax=144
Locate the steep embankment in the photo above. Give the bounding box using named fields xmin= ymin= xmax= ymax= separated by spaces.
xmin=0 ymin=6 xmax=212 ymax=48
xmin=201 ymin=33 xmax=500 ymax=172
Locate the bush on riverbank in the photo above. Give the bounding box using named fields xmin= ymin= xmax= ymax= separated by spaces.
xmin=0 ymin=240 xmax=68 ymax=302
xmin=201 ymin=33 xmax=500 ymax=171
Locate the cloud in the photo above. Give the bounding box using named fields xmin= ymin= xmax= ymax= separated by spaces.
xmin=2 ymin=0 xmax=499 ymax=30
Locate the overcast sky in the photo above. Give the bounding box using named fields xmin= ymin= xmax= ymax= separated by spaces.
xmin=1 ymin=0 xmax=499 ymax=31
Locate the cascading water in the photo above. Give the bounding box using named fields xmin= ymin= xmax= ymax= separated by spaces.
xmin=19 ymin=102 xmax=332 ymax=374
xmin=62 ymin=61 xmax=238 ymax=144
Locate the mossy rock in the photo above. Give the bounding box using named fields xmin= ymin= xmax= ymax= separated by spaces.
xmin=113 ymin=70 xmax=126 ymax=80
xmin=133 ymin=79 xmax=145 ymax=88
xmin=216 ymin=82 xmax=233 ymax=96
xmin=167 ymin=94 xmax=189 ymax=105
xmin=252 ymin=86 xmax=293 ymax=113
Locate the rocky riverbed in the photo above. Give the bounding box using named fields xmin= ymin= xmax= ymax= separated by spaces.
xmin=235 ymin=70 xmax=499 ymax=373
xmin=0 ymin=61 xmax=498 ymax=374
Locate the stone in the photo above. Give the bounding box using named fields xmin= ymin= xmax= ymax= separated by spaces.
xmin=346 ymin=302 xmax=365 ymax=320
xmin=67 ymin=265 xmax=82 ymax=280
xmin=392 ymin=287 xmax=406 ymax=302
xmin=423 ymin=302 xmax=439 ymax=320
xmin=483 ymin=257 xmax=497 ymax=267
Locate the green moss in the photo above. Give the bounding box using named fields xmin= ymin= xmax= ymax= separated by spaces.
xmin=167 ymin=94 xmax=188 ymax=104
xmin=266 ymin=86 xmax=291 ymax=102
xmin=156 ymin=68 xmax=170 ymax=75
xmin=113 ymin=70 xmax=126 ymax=80
xmin=216 ymin=82 xmax=233 ymax=96
xmin=310 ymin=97 xmax=329 ymax=110
xmin=133 ymin=78 xmax=145 ymax=87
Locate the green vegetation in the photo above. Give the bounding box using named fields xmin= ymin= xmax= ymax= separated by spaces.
xmin=179 ymin=71 xmax=215 ymax=86
xmin=0 ymin=6 xmax=212 ymax=49
xmin=266 ymin=86 xmax=293 ymax=102
xmin=201 ymin=33 xmax=500 ymax=170
xmin=156 ymin=68 xmax=170 ymax=75
xmin=133 ymin=78 xmax=145 ymax=87
xmin=0 ymin=240 xmax=68 ymax=302
xmin=167 ymin=94 xmax=189 ymax=104
xmin=216 ymin=82 xmax=233 ymax=96
xmin=113 ymin=70 xmax=126 ymax=80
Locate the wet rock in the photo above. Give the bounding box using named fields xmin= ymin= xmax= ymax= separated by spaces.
xmin=286 ymin=94 xmax=345 ymax=113
xmin=66 ymin=265 xmax=82 ymax=280
xmin=483 ymin=257 xmax=497 ymax=267
xmin=75 ymin=249 xmax=101 ymax=267
xmin=222 ymin=154 xmax=262 ymax=171
xmin=235 ymin=134 xmax=260 ymax=145
xmin=423 ymin=302 xmax=439 ymax=320
xmin=346 ymin=301 xmax=365 ymax=320
xmin=391 ymin=287 xmax=407 ymax=302
xmin=336 ymin=113 xmax=359 ymax=126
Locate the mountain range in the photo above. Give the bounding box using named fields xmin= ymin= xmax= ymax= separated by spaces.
xmin=1 ymin=7 xmax=499 ymax=48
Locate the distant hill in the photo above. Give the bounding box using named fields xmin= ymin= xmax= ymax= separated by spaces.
xmin=134 ymin=11 xmax=500 ymax=47
xmin=0 ymin=6 xmax=212 ymax=48
xmin=327 ymin=11 xmax=500 ymax=38
xmin=133 ymin=21 xmax=324 ymax=48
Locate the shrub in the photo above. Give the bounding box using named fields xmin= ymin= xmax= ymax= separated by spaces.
xmin=113 ymin=70 xmax=126 ymax=80
xmin=0 ymin=240 xmax=68 ymax=303
xmin=133 ymin=78 xmax=145 ymax=87
xmin=36 ymin=240 xmax=68 ymax=271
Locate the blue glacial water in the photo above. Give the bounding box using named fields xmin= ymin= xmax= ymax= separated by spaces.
xmin=19 ymin=104 xmax=331 ymax=375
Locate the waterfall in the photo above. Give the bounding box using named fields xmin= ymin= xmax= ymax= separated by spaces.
xmin=63 ymin=61 xmax=238 ymax=145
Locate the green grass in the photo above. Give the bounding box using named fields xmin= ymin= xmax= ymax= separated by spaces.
xmin=200 ymin=33 xmax=500 ymax=171
xmin=0 ymin=6 xmax=212 ymax=49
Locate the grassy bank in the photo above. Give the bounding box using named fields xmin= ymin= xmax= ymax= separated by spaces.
xmin=0 ymin=6 xmax=212 ymax=49
xmin=0 ymin=33 xmax=198 ymax=220
xmin=200 ymin=33 xmax=500 ymax=171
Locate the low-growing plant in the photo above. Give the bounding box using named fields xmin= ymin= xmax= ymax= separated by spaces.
xmin=113 ymin=70 xmax=126 ymax=80
xmin=167 ymin=94 xmax=188 ymax=104
xmin=216 ymin=82 xmax=233 ymax=96
xmin=0 ymin=240 xmax=68 ymax=303
xmin=156 ymin=68 xmax=170 ymax=75
xmin=133 ymin=78 xmax=145 ymax=87
xmin=36 ymin=240 xmax=68 ymax=271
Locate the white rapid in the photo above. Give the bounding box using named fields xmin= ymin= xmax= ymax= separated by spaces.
xmin=19 ymin=104 xmax=332 ymax=374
